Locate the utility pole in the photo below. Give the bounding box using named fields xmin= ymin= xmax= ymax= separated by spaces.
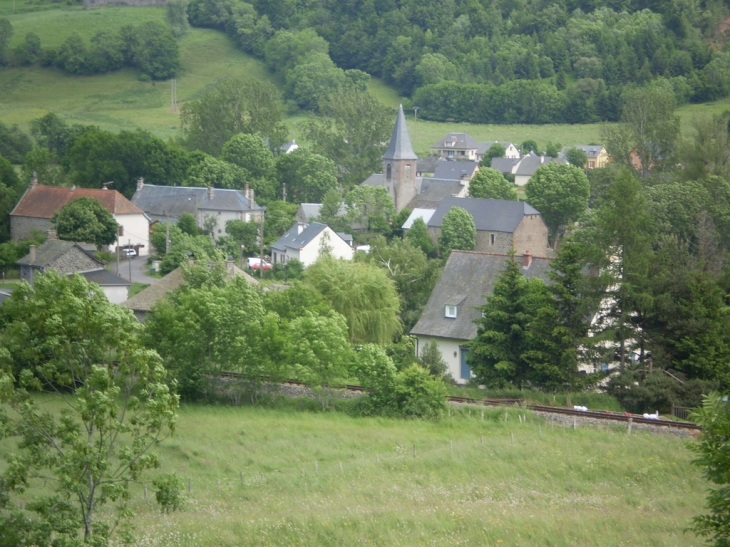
xmin=128 ymin=239 xmax=132 ymax=282
xmin=170 ymin=79 xmax=177 ymax=113
xmin=165 ymin=212 xmax=171 ymax=254
xmin=259 ymin=208 xmax=265 ymax=279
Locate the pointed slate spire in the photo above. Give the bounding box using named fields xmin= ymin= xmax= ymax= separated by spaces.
xmin=383 ymin=104 xmax=418 ymax=161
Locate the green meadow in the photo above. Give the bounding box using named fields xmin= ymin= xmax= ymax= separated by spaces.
xmin=1 ymin=396 xmax=706 ymax=546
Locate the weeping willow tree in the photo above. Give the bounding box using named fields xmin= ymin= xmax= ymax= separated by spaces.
xmin=305 ymin=256 xmax=401 ymax=344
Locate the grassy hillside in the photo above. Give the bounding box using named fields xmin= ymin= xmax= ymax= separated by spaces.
xmin=13 ymin=401 xmax=702 ymax=546
xmin=1 ymin=5 xmax=728 ymax=155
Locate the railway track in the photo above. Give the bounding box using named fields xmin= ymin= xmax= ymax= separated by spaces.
xmin=218 ymin=372 xmax=701 ymax=431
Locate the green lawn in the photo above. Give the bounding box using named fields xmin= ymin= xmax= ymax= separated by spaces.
xmin=1 ymin=397 xmax=706 ymax=546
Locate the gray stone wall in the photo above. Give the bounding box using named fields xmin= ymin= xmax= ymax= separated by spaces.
xmin=48 ymin=247 xmax=101 ymax=275
xmin=11 ymin=216 xmax=52 ymax=243
xmin=384 ymin=159 xmax=418 ymax=213
xmin=513 ymin=215 xmax=551 ymax=257
xmin=474 ymin=231 xmax=512 ymax=253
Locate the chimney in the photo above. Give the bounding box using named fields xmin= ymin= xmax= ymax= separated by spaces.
xmin=540 ymin=154 xmax=545 ymax=164
xmin=244 ymin=183 xmax=250 ymax=202
xmin=47 ymin=230 xmax=57 ymax=240
xmin=102 ymin=183 xmax=109 ymax=190
xmin=137 ymin=177 xmax=144 ymax=191
xmin=70 ymin=185 xmax=76 ymax=192
xmin=297 ymin=222 xmax=306 ymax=234
xmin=207 ymin=186 xmax=214 ymax=200
xmin=29 ymin=244 xmax=36 ymax=263
xmin=30 ymin=172 xmax=38 ymax=188
xmin=523 ymin=250 xmax=532 ymax=268
xmin=249 ymin=187 xmax=254 ymax=207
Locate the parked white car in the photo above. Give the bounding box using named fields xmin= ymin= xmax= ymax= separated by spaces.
xmin=122 ymin=249 xmax=136 ymax=258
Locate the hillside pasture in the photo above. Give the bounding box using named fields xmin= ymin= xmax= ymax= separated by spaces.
xmin=0 ymin=396 xmax=706 ymax=546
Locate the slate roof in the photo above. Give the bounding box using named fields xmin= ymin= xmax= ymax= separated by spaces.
xmin=407 ymin=178 xmax=463 ymax=210
xmin=383 ymin=105 xmax=418 ymax=161
xmin=11 ymin=185 xmax=143 ymax=219
xmin=122 ymin=262 xmax=258 ymax=313
xmin=131 ymin=185 xmax=260 ymax=223
xmin=402 ymin=208 xmax=436 ymax=229
xmin=433 ymin=161 xmax=479 ymax=181
xmin=514 ymin=152 xmax=567 ymax=177
xmin=361 ymin=174 xmax=385 ymax=188
xmin=431 ymin=133 xmax=480 ymax=151
xmin=298 ymin=203 xmax=347 ymax=222
xmin=410 ymin=251 xmax=552 ymax=341
xmin=16 ymin=240 xmax=103 ymax=267
xmin=559 ymin=145 xmax=605 ymax=158
xmin=0 ymin=289 xmax=12 ymax=306
xmin=417 ymin=157 xmax=440 ymax=174
xmin=428 ymin=197 xmax=541 ymax=233
xmin=74 ymin=269 xmax=131 ymax=286
xmin=490 ymin=157 xmax=520 ymax=174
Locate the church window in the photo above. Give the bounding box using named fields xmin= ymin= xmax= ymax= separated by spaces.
xmin=386 ymin=163 xmax=392 ymax=181
xmin=405 ymin=164 xmax=411 ymax=181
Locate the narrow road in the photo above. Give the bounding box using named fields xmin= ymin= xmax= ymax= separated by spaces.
xmin=111 ymin=255 xmax=160 ymax=285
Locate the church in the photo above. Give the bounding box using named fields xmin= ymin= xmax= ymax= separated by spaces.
xmin=361 ymin=105 xmax=470 ymax=212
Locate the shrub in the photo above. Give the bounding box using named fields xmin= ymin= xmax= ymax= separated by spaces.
xmin=394 ymin=365 xmax=448 ymax=419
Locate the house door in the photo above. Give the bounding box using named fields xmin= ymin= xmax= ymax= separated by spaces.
xmin=460 ymin=348 xmax=471 ymax=380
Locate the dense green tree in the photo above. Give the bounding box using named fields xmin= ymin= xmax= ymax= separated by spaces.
xmin=479 ymin=143 xmax=506 ymax=167
xmin=0 ymin=155 xmax=20 ymax=243
xmin=144 ymin=272 xmax=267 ymax=400
xmin=184 ymin=154 xmax=246 ymax=189
xmin=317 ymin=187 xmax=346 ymax=230
xmin=405 ymin=217 xmax=435 ymax=256
xmin=181 ymin=78 xmax=287 ymax=157
xmin=438 ymin=206 xmax=475 ymax=255
xmin=22 ymin=147 xmax=63 ymax=186
xmin=544 ymin=141 xmax=562 ymax=157
xmin=302 ymin=88 xmax=391 ymax=186
xmin=287 ymin=309 xmax=352 ymax=409
xmin=130 ymin=21 xmax=179 ymax=79
xmin=52 ymin=197 xmax=118 ymax=247
xmin=0 ymin=17 xmax=12 ymax=65
xmin=564 ymin=147 xmax=588 ymax=167
xmin=678 ymin=114 xmax=730 ymax=181
xmin=263 ymin=200 xmax=297 ymax=244
xmin=159 ymin=233 xmax=220 ymax=274
xmin=30 ymin=112 xmax=74 ymax=158
xmin=12 ymin=32 xmax=41 ymax=66
xmin=361 ymin=236 xmax=442 ymax=331
xmin=57 ymin=31 xmax=90 ymax=74
xmin=469 ymin=256 xmax=553 ymax=389
xmin=225 ymin=218 xmax=259 ymax=252
xmin=275 ymin=149 xmax=338 ymax=203
xmin=0 ymin=271 xmax=179 ymax=544
xmin=166 ymin=0 xmax=191 ymax=37
xmin=306 ymin=256 xmax=401 ymax=344
xmin=177 ymin=211 xmax=199 ymax=236
xmin=418 ymin=339 xmax=448 ymax=378
xmin=0 ymin=121 xmax=32 ymax=164
xmin=688 ymin=393 xmax=730 ymax=546
xmin=602 ymin=84 xmax=680 ymax=176
xmin=222 ymin=133 xmax=275 ymax=180
xmin=88 ymin=29 xmax=124 ymax=73
xmin=345 ymin=185 xmax=395 ymax=233
xmin=525 ymin=163 xmax=590 ymax=245
xmin=521 ymin=140 xmax=539 ymax=154
xmin=468 ymin=168 xmax=518 ymax=200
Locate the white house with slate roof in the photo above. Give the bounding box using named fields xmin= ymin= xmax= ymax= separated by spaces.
xmin=513 ymin=152 xmax=568 ymax=186
xmin=476 ymin=141 xmax=520 ymax=161
xmin=131 ymin=180 xmax=262 ymax=237
xmin=411 ymin=251 xmax=552 ymax=383
xmin=270 ymin=222 xmax=353 ymax=267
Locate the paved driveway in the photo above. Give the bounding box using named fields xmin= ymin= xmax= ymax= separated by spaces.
xmin=110 ymin=255 xmax=160 ymax=285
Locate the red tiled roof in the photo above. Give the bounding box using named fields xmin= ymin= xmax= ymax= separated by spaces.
xmin=10 ymin=185 xmax=144 ymax=219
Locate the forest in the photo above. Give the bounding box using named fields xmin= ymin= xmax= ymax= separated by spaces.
xmin=185 ymin=0 xmax=730 ymax=122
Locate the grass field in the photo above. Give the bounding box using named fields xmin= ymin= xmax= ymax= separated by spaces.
xmin=1 ymin=5 xmax=729 ymax=156
xmin=1 ymin=396 xmax=707 ymax=546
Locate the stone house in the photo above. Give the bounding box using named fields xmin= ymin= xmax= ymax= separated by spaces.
xmin=131 ymin=180 xmax=262 ymax=238
xmin=10 ymin=180 xmax=150 ymax=256
xmin=411 ymin=251 xmax=552 ymax=383
xmin=426 ymin=197 xmax=552 ymax=257
xmin=15 ymin=237 xmax=131 ymax=304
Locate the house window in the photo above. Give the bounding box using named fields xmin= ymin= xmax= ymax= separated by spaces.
xmin=386 ymin=163 xmax=392 ymax=182
xmin=490 ymin=233 xmax=495 ymax=246
xmin=589 ymin=161 xmax=595 ymax=169
xmin=445 ymin=305 xmax=457 ymax=318
xmin=448 ymin=151 xmax=454 ymax=158
xmin=118 ymin=225 xmax=124 ymax=237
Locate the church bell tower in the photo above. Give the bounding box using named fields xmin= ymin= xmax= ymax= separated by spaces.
xmin=383 ymin=105 xmax=418 ymax=213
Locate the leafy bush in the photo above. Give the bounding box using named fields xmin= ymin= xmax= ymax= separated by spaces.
xmin=152 ymin=473 xmax=185 ymax=513
xmin=394 ymin=365 xmax=447 ymax=419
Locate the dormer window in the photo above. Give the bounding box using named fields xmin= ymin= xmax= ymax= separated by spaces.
xmin=445 ymin=305 xmax=457 ymax=318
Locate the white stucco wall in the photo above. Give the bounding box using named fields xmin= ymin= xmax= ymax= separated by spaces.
xmin=298 ymin=228 xmax=354 ymax=267
xmin=110 ymin=213 xmax=150 ymax=257
xmin=102 ymin=285 xmax=129 ymax=305
xmin=515 ymin=174 xmax=530 ymax=187
xmin=415 ymin=336 xmax=472 ymax=385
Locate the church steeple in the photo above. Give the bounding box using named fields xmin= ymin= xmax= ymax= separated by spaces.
xmin=383 ymin=105 xmax=419 ymax=213
xmin=383 ymin=105 xmax=418 ymax=161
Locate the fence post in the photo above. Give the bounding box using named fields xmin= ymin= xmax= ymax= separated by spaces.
xmin=627 ymin=417 xmax=633 ymax=435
